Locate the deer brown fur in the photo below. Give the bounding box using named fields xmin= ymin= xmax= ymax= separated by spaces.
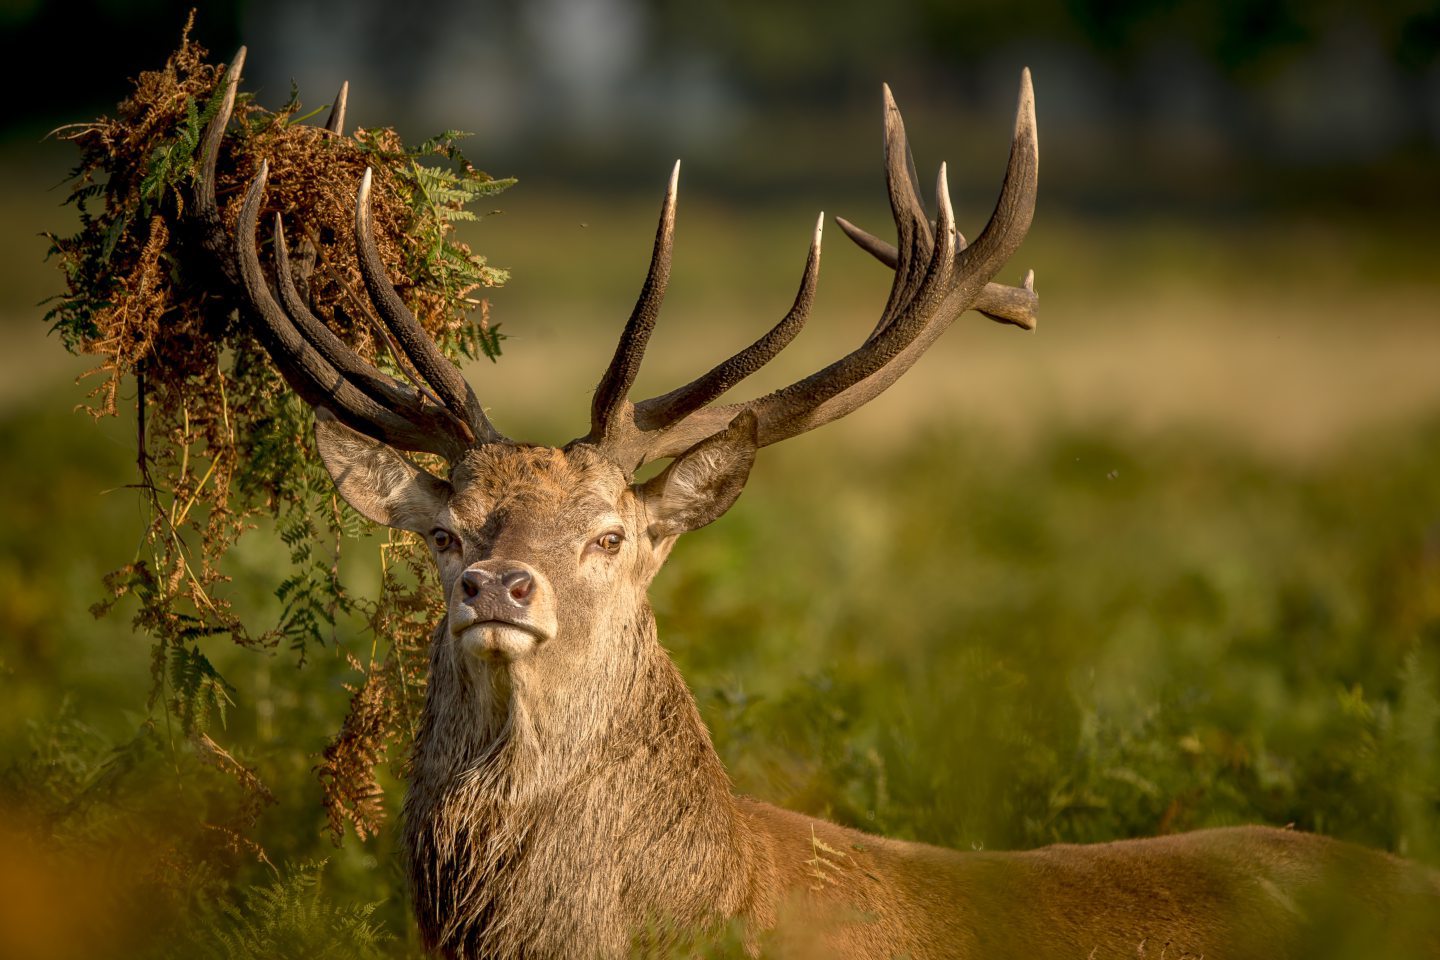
xmin=194 ymin=49 xmax=1440 ymax=959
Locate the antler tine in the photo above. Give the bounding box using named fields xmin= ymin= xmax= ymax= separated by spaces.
xmin=272 ymin=213 xmax=433 ymax=413
xmin=193 ymin=47 xmax=247 ymax=287
xmin=325 ymin=81 xmax=348 ymax=135
xmin=588 ymin=160 xmax=680 ymax=443
xmin=934 ymin=161 xmax=956 ymax=264
xmin=875 ymin=82 xmax=936 ymax=340
xmin=234 ymin=164 xmax=470 ymax=457
xmin=354 ymin=168 xmax=504 ymax=444
xmin=947 ymin=67 xmax=1038 ymax=303
xmin=833 ymin=216 xmax=894 ymax=267
xmin=634 ymin=212 xmax=823 ymax=432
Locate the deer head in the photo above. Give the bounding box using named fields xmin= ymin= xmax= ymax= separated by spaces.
xmin=192 ymin=49 xmax=1037 ymax=746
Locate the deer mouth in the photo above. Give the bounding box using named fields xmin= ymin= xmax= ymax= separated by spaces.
xmin=454 ymin=619 xmax=548 ymax=661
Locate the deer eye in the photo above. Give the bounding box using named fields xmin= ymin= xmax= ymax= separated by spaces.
xmin=431 ymin=528 xmax=458 ymax=552
xmin=595 ymin=531 xmax=624 ymax=554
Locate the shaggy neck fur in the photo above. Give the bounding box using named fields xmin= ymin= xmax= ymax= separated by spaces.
xmin=403 ymin=606 xmax=763 ymax=959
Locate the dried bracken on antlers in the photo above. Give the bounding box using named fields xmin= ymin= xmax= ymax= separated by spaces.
xmin=576 ymin=71 xmax=1041 ymax=473
xmin=193 ymin=49 xmax=505 ymax=460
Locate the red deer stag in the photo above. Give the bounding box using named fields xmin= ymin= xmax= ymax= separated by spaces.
xmin=194 ymin=49 xmax=1439 ymax=960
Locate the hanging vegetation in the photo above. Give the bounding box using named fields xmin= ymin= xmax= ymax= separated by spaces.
xmin=44 ymin=15 xmax=513 ymax=845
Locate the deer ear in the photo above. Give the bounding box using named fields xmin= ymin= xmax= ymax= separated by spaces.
xmin=640 ymin=411 xmax=759 ymax=539
xmin=313 ymin=409 xmax=450 ymax=532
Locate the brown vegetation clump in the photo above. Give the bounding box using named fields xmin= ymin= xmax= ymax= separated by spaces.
xmin=44 ymin=15 xmax=513 ymax=847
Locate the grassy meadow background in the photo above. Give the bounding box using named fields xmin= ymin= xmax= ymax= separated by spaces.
xmin=3 ymin=2 xmax=1440 ymax=957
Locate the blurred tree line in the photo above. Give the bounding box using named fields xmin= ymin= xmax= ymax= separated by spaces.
xmin=7 ymin=0 xmax=1437 ymax=188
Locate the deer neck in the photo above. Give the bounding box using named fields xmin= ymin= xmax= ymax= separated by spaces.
xmin=404 ymin=609 xmax=765 ymax=957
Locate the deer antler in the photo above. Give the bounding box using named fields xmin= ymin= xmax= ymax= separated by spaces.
xmin=575 ymin=72 xmax=1040 ymax=473
xmin=190 ymin=49 xmax=505 ymax=461
xmin=194 ymin=48 xmax=1037 ymax=476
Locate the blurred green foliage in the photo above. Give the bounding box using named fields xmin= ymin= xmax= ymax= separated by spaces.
xmin=1 ymin=378 xmax=1437 ymax=955
xmin=9 ymin=0 xmax=1438 ymax=126
xmin=684 ymin=422 xmax=1440 ymax=860
xmin=650 ymin=0 xmax=1440 ymax=86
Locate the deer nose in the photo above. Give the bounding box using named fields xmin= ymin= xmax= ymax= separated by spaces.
xmin=460 ymin=566 xmax=535 ymax=607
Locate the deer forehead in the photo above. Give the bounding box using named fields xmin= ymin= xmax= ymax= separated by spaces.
xmin=445 ymin=444 xmax=632 ymax=531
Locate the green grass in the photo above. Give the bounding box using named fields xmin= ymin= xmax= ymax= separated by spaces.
xmin=678 ymin=421 xmax=1440 ymax=858
xmin=1 ymin=377 xmax=1438 ymax=956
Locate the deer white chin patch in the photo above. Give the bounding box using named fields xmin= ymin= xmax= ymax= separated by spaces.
xmin=461 ymin=623 xmax=537 ymax=661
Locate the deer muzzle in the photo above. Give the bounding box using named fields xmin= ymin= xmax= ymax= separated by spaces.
xmin=450 ymin=560 xmax=556 ymax=660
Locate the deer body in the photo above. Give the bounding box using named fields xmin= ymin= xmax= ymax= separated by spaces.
xmin=192 ymin=50 xmax=1440 ymax=958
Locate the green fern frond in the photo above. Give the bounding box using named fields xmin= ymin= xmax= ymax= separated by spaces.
xmin=167 ymin=644 xmax=236 ymax=733
xmin=167 ymin=861 xmax=392 ymax=960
